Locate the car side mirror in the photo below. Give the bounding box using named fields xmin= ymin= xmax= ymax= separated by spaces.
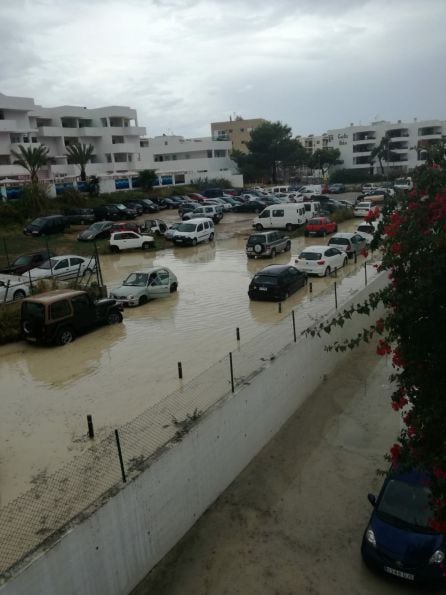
xmin=367 ymin=493 xmax=376 ymax=506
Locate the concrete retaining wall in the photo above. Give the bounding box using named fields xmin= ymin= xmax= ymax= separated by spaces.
xmin=0 ymin=273 xmax=387 ymax=595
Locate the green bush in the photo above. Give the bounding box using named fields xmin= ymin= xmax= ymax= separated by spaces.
xmin=0 ymin=202 xmax=25 ymax=226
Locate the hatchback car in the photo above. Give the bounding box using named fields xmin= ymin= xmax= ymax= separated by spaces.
xmin=354 ymin=201 xmax=374 ymax=217
xmin=23 ymin=215 xmax=68 ymax=236
xmin=295 ymin=246 xmax=348 ymax=277
xmin=29 ymin=255 xmax=97 ymax=281
xmin=361 ymin=469 xmax=446 ymax=587
xmin=246 ymin=231 xmax=291 ymax=258
xmin=0 ymin=250 xmax=55 ymax=275
xmin=77 ymin=221 xmax=114 ymax=241
xmin=248 ymin=265 xmax=307 ymax=301
xmin=0 ymin=275 xmax=30 ymax=302
xmin=304 ymin=217 xmax=338 ymax=237
xmin=328 ymin=233 xmax=367 ymax=258
xmin=109 ymin=267 xmax=178 ymax=306
xmin=109 ymin=231 xmax=154 ymax=253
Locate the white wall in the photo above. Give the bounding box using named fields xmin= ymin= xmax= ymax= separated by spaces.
xmin=0 ymin=273 xmax=387 ymax=595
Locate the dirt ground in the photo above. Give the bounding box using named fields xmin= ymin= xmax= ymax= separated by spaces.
xmin=131 ymin=344 xmax=433 ymax=595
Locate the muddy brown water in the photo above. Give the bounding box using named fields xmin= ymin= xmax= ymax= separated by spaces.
xmin=0 ymin=206 xmax=369 ymax=505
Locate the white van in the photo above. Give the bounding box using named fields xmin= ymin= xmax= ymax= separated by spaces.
xmin=270 ymin=185 xmax=290 ymax=194
xmin=253 ymin=203 xmax=306 ymax=231
xmin=172 ymin=218 xmax=215 ymax=246
xmin=299 ymin=185 xmax=322 ymax=198
xmin=302 ymin=201 xmax=320 ymax=221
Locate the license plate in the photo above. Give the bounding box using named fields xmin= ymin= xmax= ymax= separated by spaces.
xmin=176 ymin=239 xmax=183 ymax=243
xmin=247 ymin=247 xmax=253 ymax=252
xmin=384 ymin=567 xmax=414 ymax=581
xmin=259 ymin=287 xmax=267 ymax=292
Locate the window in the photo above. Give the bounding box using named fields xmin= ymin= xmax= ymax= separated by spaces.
xmin=272 ymin=210 xmax=284 ymax=217
xmin=55 ymin=259 xmax=69 ymax=270
xmin=214 ymin=150 xmax=226 ymax=158
xmin=70 ymin=257 xmax=85 ymax=267
xmin=50 ymin=300 xmax=71 ymax=320
xmin=197 ymin=224 xmax=203 ymax=231
xmin=71 ymin=294 xmax=91 ymax=309
xmin=207 ymin=150 xmax=213 ymax=158
xmin=158 ymin=270 xmax=170 ymax=285
xmin=10 ymin=134 xmax=20 ymax=143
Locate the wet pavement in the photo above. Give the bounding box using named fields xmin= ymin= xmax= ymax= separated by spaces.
xmin=0 ymin=204 xmax=372 ymax=506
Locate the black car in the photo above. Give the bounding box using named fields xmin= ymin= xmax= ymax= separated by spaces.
xmin=163 ymin=196 xmax=183 ymax=209
xmin=122 ymin=201 xmax=144 ymax=216
xmin=126 ymin=198 xmax=160 ymax=213
xmin=111 ymin=203 xmax=137 ymax=219
xmin=23 ymin=215 xmax=68 ymax=236
xmin=21 ymin=289 xmax=123 ymax=346
xmin=93 ymin=205 xmax=122 ymax=221
xmin=248 ymin=265 xmax=307 ymax=301
xmin=150 ymin=197 xmax=168 ymax=210
xmin=62 ymin=208 xmax=95 ymax=225
xmin=233 ymin=200 xmax=267 ymax=214
xmin=77 ymin=221 xmax=114 ymax=241
xmin=0 ymin=250 xmax=56 ymax=275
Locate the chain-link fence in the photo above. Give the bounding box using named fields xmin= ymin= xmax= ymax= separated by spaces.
xmin=0 ymin=262 xmax=383 ymax=577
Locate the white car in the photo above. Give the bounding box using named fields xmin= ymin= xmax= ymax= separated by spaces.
xmin=109 ymin=231 xmax=154 ymax=253
xmin=295 ymin=245 xmax=348 ymax=277
xmin=0 ymin=274 xmax=30 ymax=302
xmin=109 ymin=267 xmax=178 ymax=306
xmin=354 ymin=201 xmax=373 ymax=217
xmin=29 ymin=255 xmax=97 ymax=281
xmin=356 ymin=222 xmax=378 ymax=244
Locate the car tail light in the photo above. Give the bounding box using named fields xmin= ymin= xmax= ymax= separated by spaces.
xmin=317 ymin=260 xmax=325 ymax=265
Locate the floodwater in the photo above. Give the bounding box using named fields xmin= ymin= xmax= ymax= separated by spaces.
xmin=0 ymin=208 xmax=374 ymax=505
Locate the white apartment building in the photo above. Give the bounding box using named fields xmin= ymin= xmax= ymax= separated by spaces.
xmin=0 ymin=93 xmax=242 ymax=190
xmin=139 ymin=135 xmax=242 ymax=187
xmin=324 ymin=118 xmax=445 ymax=174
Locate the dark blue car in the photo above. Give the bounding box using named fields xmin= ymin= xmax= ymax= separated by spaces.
xmin=361 ymin=469 xmax=446 ymax=586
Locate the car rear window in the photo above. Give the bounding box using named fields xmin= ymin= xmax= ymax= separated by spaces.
xmin=358 ymin=225 xmax=374 ymax=234
xmin=299 ymin=251 xmax=322 ymax=260
xmin=308 ymin=219 xmax=321 ymax=225
xmin=253 ymin=274 xmax=278 ymax=285
xmin=22 ymin=301 xmax=45 ymax=319
xmin=248 ymin=235 xmax=266 ymax=245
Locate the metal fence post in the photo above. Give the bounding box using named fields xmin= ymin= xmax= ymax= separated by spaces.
xmin=177 ymin=362 xmax=183 ymax=379
xmin=309 ymin=282 xmax=313 ymax=293
xmin=292 ymin=310 xmax=296 ymax=342
xmin=236 ymin=327 xmax=240 ymax=342
xmin=364 ymin=262 xmax=368 ymax=286
xmin=87 ymin=415 xmax=94 ymax=439
xmin=229 ymin=352 xmax=234 ymax=393
xmin=114 ymin=429 xmax=127 ymax=483
xmin=334 ymin=281 xmax=338 ymax=309
xmin=278 ymin=302 xmax=282 ymax=313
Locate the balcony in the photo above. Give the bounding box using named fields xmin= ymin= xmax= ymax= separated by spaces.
xmin=0 ymin=120 xmax=18 ymax=132
xmin=353 ymin=132 xmax=376 ymax=142
xmin=418 ymin=126 xmax=442 ymax=137
xmin=108 ymin=126 xmax=146 ymax=136
xmin=352 ymin=144 xmax=374 ymax=154
xmin=386 ymin=128 xmax=409 ymax=139
xmin=77 ymin=127 xmax=103 ymax=137
xmin=112 ymin=143 xmax=136 ymax=153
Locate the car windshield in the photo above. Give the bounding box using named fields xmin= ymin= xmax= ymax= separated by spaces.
xmin=30 ymin=218 xmax=45 ymax=226
xmin=253 ymin=274 xmax=278 ymax=286
xmin=38 ymin=258 xmax=58 ymax=270
xmin=248 ymin=235 xmax=266 ymax=245
xmin=299 ymin=251 xmax=322 ymax=260
xmin=176 ymin=223 xmax=196 ymax=232
xmin=115 ymin=204 xmax=126 ymax=210
xmin=124 ymin=273 xmax=149 ymax=287
xmin=377 ymin=478 xmax=433 ymax=531
xmin=12 ymin=255 xmax=32 ymax=266
xmin=89 ymin=222 xmax=104 ymax=231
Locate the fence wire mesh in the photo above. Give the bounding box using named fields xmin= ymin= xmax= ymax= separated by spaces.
xmin=0 ymin=261 xmax=383 ymax=577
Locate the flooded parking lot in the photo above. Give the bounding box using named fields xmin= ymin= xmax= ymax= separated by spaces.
xmin=0 ymin=207 xmax=371 ymax=505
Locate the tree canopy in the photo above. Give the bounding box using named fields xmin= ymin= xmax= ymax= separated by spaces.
xmin=307 ymin=147 xmax=341 ymax=177
xmin=231 ymin=121 xmax=307 ymax=183
xmin=307 ymin=143 xmax=446 ymax=530
xmin=137 ymin=169 xmax=158 ymax=191
xmin=11 ymin=144 xmax=49 ymax=184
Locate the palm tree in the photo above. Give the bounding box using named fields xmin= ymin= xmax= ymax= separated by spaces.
xmin=370 ymin=134 xmax=392 ymax=175
xmin=65 ymin=143 xmax=95 ymax=182
xmin=11 ymin=144 xmax=49 ymax=184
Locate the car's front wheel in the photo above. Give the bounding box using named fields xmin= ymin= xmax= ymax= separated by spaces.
xmin=270 ymin=248 xmax=277 ymax=258
xmin=56 ymin=327 xmax=75 ymax=346
xmin=110 ymin=245 xmax=120 ymax=253
xmin=209 ymin=233 xmax=214 ymax=242
xmin=170 ymin=282 xmax=178 ymax=293
xmin=138 ymin=295 xmax=148 ymax=306
xmin=343 ymin=257 xmax=348 ymax=267
xmin=107 ymin=310 xmax=123 ymax=324
xmin=13 ymin=289 xmax=26 ymax=300
xmin=192 ymin=238 xmax=198 ymax=246
xmin=285 ymin=223 xmax=293 ymax=232
xmin=324 ymin=266 xmax=331 ymax=277
xmin=256 ymin=224 xmax=263 ymax=231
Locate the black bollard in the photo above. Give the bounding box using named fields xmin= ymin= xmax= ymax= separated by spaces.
xmin=87 ymin=414 xmax=94 ymax=439
xmin=236 ymin=327 xmax=240 ymax=342
xmin=177 ymin=362 xmax=183 ymax=379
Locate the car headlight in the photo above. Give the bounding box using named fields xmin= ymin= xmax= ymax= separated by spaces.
xmin=429 ymin=550 xmax=445 ymax=564
xmin=127 ymin=295 xmax=135 ymax=300
xmin=365 ymin=528 xmax=376 ymax=547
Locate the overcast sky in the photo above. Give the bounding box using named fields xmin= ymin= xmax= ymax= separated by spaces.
xmin=1 ymin=0 xmax=445 ymax=138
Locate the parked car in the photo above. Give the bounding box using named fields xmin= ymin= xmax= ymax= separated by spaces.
xmin=318 ymin=199 xmax=345 ymax=214
xmin=21 ymin=289 xmax=123 ymax=345
xmin=109 ymin=267 xmax=178 ymax=306
xmin=182 ymin=205 xmax=223 ymax=224
xmin=164 ymin=222 xmax=182 ymax=241
xmin=62 ymin=208 xmax=95 ymax=225
xmin=172 ymin=218 xmax=214 ymax=246
xmin=0 ymin=275 xmax=30 ymax=302
xmin=130 ymin=198 xmax=160 ymax=213
xmin=109 ymin=231 xmax=154 ymax=253
xmin=163 ymin=196 xmax=183 ymax=209
xmin=295 ymin=246 xmax=348 ymax=277
xmin=253 ymin=203 xmax=307 ymax=230
xmin=248 ymin=265 xmax=307 ymax=301
xmin=109 ymin=221 xmax=142 ymax=234
xmin=122 ymin=201 xmax=144 ymax=216
xmin=233 ymin=200 xmax=267 ymax=213
xmin=356 ymin=222 xmax=378 ymax=244
xmin=93 ymin=205 xmax=122 ymax=221
xmin=140 ymin=219 xmax=170 ymax=236
xmin=354 ymin=201 xmax=374 ymax=217
xmin=187 ymin=193 xmax=207 ymax=202
xmin=23 ymin=215 xmax=68 ymax=237
xmin=361 ymin=183 xmax=379 ymax=194
xmin=304 ymin=217 xmax=338 ymax=237
xmin=361 ymin=469 xmax=446 ymax=587
xmin=0 ymin=250 xmax=55 ymax=275
xmin=78 ymin=221 xmax=114 ymax=241
xmin=112 ymin=203 xmax=137 ymax=219
xmin=328 ymin=183 xmax=345 ymax=194
xmin=150 ymin=197 xmax=168 ymax=209
xmin=178 ymin=201 xmax=200 ymax=217
xmin=246 ymin=231 xmax=291 ymax=259
xmin=29 ymin=255 xmax=97 ymax=281
xmin=328 ymin=232 xmax=367 ymax=258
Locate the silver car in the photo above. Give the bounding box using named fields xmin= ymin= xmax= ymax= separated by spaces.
xmin=109 ymin=267 xmax=178 ymax=306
